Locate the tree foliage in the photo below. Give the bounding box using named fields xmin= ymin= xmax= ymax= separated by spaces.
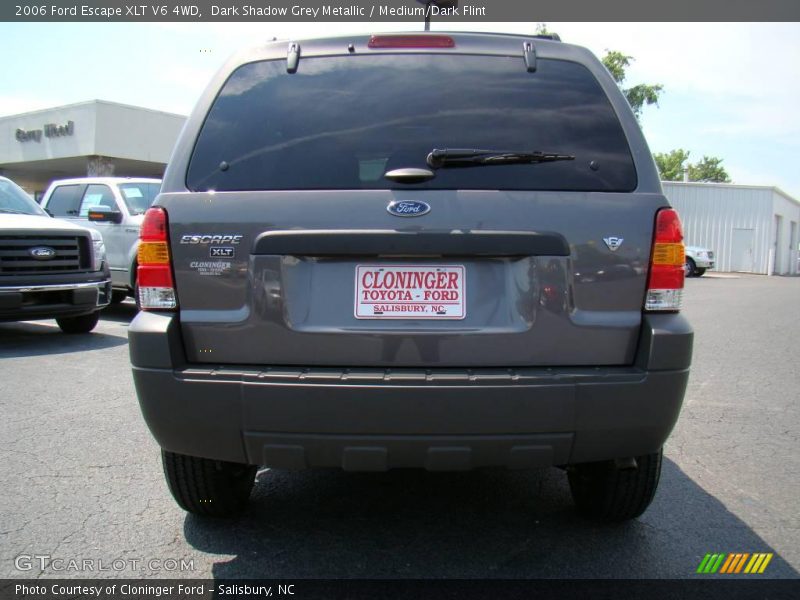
xmin=688 ymin=156 xmax=732 ymax=183
xmin=653 ymin=149 xmax=690 ymax=181
xmin=653 ymin=149 xmax=731 ymax=183
xmin=600 ymin=51 xmax=664 ymax=119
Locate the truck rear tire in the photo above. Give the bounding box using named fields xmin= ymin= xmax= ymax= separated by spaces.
xmin=567 ymin=448 xmax=663 ymax=521
xmin=161 ymin=450 xmax=257 ymax=517
xmin=56 ymin=311 xmax=100 ymax=334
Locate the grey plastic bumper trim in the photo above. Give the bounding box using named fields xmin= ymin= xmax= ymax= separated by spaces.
xmin=129 ymin=310 xmax=692 ymax=468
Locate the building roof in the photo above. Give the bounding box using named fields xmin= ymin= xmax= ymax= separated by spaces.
xmin=0 ymin=99 xmax=185 ymax=120
xmin=662 ymin=181 xmax=800 ymax=209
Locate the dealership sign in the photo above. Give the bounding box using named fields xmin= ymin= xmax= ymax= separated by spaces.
xmin=16 ymin=120 xmax=75 ymax=142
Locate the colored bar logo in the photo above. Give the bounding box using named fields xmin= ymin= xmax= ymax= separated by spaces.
xmin=696 ymin=553 xmax=773 ymax=574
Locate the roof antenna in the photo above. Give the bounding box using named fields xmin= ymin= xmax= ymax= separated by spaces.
xmin=417 ymin=1 xmax=459 ymax=32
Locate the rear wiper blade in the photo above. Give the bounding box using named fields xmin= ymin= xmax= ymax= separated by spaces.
xmin=427 ymin=148 xmax=575 ymax=168
xmin=0 ymin=208 xmax=30 ymax=215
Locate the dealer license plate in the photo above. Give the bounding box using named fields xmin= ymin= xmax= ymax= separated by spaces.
xmin=354 ymin=264 xmax=466 ymax=319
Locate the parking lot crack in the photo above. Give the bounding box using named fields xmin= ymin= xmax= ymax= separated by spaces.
xmin=1 ymin=519 xmax=31 ymax=536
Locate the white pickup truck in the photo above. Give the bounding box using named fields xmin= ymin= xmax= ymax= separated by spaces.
xmin=40 ymin=177 xmax=161 ymax=303
xmin=685 ymin=245 xmax=715 ymax=277
xmin=0 ymin=176 xmax=110 ymax=333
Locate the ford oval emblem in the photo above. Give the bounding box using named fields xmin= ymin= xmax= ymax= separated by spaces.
xmin=29 ymin=246 xmax=56 ymax=260
xmin=387 ymin=200 xmax=431 ymax=217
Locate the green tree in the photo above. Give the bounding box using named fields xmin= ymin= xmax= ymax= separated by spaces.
xmin=653 ymin=149 xmax=691 ymax=181
xmin=601 ymin=51 xmax=664 ymax=119
xmin=653 ymin=149 xmax=731 ymax=183
xmin=688 ymin=156 xmax=732 ymax=183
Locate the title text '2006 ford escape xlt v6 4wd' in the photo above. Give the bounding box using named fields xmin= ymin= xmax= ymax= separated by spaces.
xmin=129 ymin=32 xmax=693 ymax=520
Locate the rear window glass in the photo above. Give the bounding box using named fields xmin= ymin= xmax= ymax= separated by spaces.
xmin=187 ymin=55 xmax=636 ymax=192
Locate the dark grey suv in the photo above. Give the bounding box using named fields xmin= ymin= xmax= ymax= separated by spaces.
xmin=129 ymin=32 xmax=693 ymax=520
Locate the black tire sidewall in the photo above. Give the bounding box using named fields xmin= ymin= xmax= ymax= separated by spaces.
xmin=568 ymin=449 xmax=663 ymax=521
xmin=56 ymin=311 xmax=100 ymax=334
xmin=685 ymin=257 xmax=696 ymax=277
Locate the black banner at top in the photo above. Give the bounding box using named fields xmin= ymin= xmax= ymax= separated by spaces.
xmin=4 ymin=0 xmax=800 ymax=22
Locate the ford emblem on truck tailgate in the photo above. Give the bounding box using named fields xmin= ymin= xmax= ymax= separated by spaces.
xmin=29 ymin=246 xmax=56 ymax=260
xmin=387 ymin=200 xmax=431 ymax=217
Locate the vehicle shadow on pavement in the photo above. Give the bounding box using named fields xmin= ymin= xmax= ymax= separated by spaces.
xmin=0 ymin=321 xmax=128 ymax=358
xmin=182 ymin=458 xmax=797 ymax=579
xmin=98 ymin=300 xmax=139 ymax=323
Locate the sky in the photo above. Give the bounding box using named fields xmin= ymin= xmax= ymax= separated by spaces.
xmin=1 ymin=21 xmax=799 ymax=198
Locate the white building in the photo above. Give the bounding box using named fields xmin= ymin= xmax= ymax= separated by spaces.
xmin=663 ymin=182 xmax=800 ymax=276
xmin=0 ymin=100 xmax=185 ymax=199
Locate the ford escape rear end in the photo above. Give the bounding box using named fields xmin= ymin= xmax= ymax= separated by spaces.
xmin=129 ymin=32 xmax=693 ymax=520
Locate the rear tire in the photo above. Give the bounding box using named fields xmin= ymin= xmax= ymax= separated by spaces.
xmin=56 ymin=311 xmax=100 ymax=334
xmin=110 ymin=290 xmax=128 ymax=304
xmin=568 ymin=448 xmax=663 ymax=521
xmin=161 ymin=450 xmax=257 ymax=517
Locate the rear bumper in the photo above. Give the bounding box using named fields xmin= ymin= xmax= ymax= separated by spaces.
xmin=130 ymin=312 xmax=693 ymax=470
xmin=0 ymin=277 xmax=111 ymax=322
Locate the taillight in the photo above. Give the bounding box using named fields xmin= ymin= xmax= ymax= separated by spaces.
xmin=137 ymin=207 xmax=177 ymax=310
xmin=367 ymin=35 xmax=455 ymax=49
xmin=645 ymin=208 xmax=685 ymax=312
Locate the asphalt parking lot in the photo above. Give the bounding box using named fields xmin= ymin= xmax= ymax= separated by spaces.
xmin=1 ymin=274 xmax=798 ymax=580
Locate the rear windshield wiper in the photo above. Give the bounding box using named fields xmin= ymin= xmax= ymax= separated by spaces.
xmin=0 ymin=208 xmax=31 ymax=215
xmin=427 ymin=148 xmax=575 ymax=169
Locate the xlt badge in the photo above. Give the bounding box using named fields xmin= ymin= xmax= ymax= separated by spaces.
xmin=210 ymin=247 xmax=235 ymax=258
